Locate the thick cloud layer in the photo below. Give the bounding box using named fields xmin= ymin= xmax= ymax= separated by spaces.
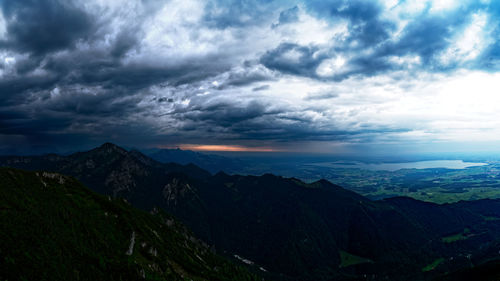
xmin=0 ymin=0 xmax=499 ymax=154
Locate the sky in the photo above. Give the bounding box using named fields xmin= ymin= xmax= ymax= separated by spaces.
xmin=1 ymin=0 xmax=500 ymax=155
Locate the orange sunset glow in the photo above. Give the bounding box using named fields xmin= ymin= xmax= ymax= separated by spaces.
xmin=175 ymin=144 xmax=278 ymax=152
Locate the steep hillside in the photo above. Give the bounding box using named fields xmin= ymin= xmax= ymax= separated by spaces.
xmin=437 ymin=259 xmax=500 ymax=281
xmin=3 ymin=144 xmax=500 ymax=280
xmin=160 ymin=172 xmax=500 ymax=280
xmin=0 ymin=143 xmax=210 ymax=209
xmin=0 ymin=168 xmax=260 ymax=281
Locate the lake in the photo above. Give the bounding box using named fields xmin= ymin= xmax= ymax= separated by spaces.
xmin=308 ymin=160 xmax=488 ymax=171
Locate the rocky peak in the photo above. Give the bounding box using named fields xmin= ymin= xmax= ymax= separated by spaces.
xmin=97 ymin=143 xmax=127 ymax=154
xmin=128 ymin=150 xmax=156 ymax=166
xmin=162 ymin=178 xmax=195 ymax=206
xmin=71 ymin=143 xmax=127 ymax=161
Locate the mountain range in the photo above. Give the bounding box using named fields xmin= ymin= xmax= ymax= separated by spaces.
xmin=0 ymin=167 xmax=259 ymax=281
xmin=146 ymin=148 xmax=246 ymax=174
xmin=2 ymin=143 xmax=500 ymax=280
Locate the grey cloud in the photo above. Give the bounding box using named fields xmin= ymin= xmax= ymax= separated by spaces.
xmin=305 ymin=0 xmax=394 ymax=47
xmin=272 ymin=6 xmax=299 ymax=28
xmin=157 ymin=97 xmax=174 ymax=103
xmin=203 ymin=0 xmax=279 ymax=28
xmin=260 ymin=42 xmax=387 ymax=81
xmin=215 ymin=64 xmax=275 ymax=89
xmin=252 ymin=85 xmax=270 ymax=91
xmin=0 ymin=74 xmax=61 ymax=106
xmin=1 ymin=0 xmax=499 ymax=153
xmin=0 ymin=0 xmax=95 ymax=55
xmin=225 ymin=71 xmax=272 ymax=87
xmin=380 ymin=14 xmax=466 ymax=67
xmin=110 ymin=29 xmax=142 ymax=59
xmin=260 ymin=43 xmax=326 ymax=77
xmin=162 ymin=95 xmax=406 ymax=145
xmin=305 ymin=90 xmax=339 ymax=100
xmin=257 ymin=1 xmax=496 ymax=80
xmin=179 ymin=100 xmax=275 ymax=125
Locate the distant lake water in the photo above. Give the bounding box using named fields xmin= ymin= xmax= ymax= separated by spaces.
xmin=308 ymin=160 xmax=488 ymax=171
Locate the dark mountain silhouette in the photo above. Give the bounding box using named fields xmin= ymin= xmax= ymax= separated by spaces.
xmin=0 ymin=143 xmax=210 ymax=209
xmin=147 ymin=148 xmax=246 ymax=174
xmin=0 ymin=167 xmax=259 ymax=281
xmin=3 ymin=143 xmax=500 ymax=280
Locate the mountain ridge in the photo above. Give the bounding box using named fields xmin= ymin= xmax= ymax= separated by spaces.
xmin=147 ymin=147 xmax=246 ymax=174
xmin=0 ymin=167 xmax=260 ymax=281
xmin=3 ymin=143 xmax=500 ymax=280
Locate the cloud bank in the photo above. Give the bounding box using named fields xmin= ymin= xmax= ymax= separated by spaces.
xmin=1 ymin=0 xmax=500 ymax=154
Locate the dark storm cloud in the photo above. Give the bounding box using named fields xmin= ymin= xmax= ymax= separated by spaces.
xmin=260 ymin=41 xmax=393 ymax=81
xmin=0 ymin=0 xmax=94 ymax=55
xmin=164 ymin=96 xmax=410 ymax=144
xmin=0 ymin=0 xmax=238 ymax=152
xmin=0 ymin=71 xmax=64 ymax=111
xmin=39 ymin=46 xmax=229 ymax=91
xmin=1 ymin=0 xmax=500 ymax=153
xmin=110 ymin=29 xmax=141 ymax=59
xmin=0 ymin=0 xmax=322 ymax=153
xmin=215 ymin=63 xmax=275 ymax=89
xmin=379 ymin=10 xmax=471 ymax=68
xmin=176 ymin=100 xmax=276 ymax=126
xmin=76 ymin=63 xmax=214 ymax=89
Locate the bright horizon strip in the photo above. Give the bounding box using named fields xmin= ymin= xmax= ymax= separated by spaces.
xmin=176 ymin=144 xmax=278 ymax=152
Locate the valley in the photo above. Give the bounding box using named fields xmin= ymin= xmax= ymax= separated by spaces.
xmin=3 ymin=143 xmax=500 ymax=280
xmin=3 ymin=1 xmax=499 ymax=280
xmin=147 ymin=148 xmax=500 ymax=204
xmin=275 ymin=161 xmax=500 ymax=204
